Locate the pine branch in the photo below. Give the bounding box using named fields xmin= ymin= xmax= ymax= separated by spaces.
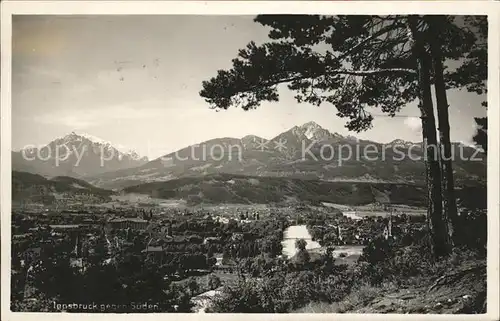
xmin=336 ymin=20 xmax=404 ymax=61
xmin=243 ymin=68 xmax=415 ymax=93
xmin=327 ymin=68 xmax=416 ymax=76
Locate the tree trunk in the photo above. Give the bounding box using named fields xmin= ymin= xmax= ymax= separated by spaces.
xmin=426 ymin=15 xmax=459 ymax=247
xmin=407 ymin=17 xmax=450 ymax=258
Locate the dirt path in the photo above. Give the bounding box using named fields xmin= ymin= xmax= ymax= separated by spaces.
xmin=351 ymin=265 xmax=486 ymax=314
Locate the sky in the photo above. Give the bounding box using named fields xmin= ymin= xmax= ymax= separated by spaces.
xmin=12 ymin=15 xmax=487 ymax=159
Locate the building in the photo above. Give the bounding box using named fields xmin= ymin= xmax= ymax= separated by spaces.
xmin=107 ymin=217 xmax=149 ymax=230
xmin=231 ymin=233 xmax=244 ymax=242
xmin=49 ymin=224 xmax=81 ymax=232
xmin=383 ymin=215 xmax=393 ymax=240
xmin=142 ymin=246 xmax=165 ymax=264
xmin=203 ymin=237 xmax=221 ymax=245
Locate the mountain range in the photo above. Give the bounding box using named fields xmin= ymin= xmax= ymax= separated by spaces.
xmin=12 ymin=122 xmax=486 ymax=191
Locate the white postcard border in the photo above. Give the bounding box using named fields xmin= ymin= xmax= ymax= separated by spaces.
xmin=1 ymin=1 xmax=499 ymax=321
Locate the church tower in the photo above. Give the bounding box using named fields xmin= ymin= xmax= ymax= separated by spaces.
xmin=388 ymin=213 xmax=392 ymax=238
xmin=383 ymin=212 xmax=393 ymax=240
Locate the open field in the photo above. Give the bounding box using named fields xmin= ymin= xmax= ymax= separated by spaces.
xmin=322 ymin=201 xmax=427 ymax=218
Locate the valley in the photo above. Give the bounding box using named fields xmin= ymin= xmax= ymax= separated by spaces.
xmin=10 ymin=122 xmax=487 ymax=314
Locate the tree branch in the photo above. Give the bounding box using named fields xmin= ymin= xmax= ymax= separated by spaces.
xmin=327 ymin=68 xmax=416 ymax=76
xmin=336 ymin=20 xmax=404 ymax=61
xmin=230 ymin=67 xmax=416 ymax=98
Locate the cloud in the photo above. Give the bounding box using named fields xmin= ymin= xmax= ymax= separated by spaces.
xmin=17 ymin=65 xmax=70 ymax=80
xmin=34 ymin=114 xmax=96 ymax=129
xmin=459 ymin=140 xmax=476 ymax=148
xmin=404 ymin=116 xmax=422 ymax=133
xmin=33 ymin=101 xmax=169 ymax=129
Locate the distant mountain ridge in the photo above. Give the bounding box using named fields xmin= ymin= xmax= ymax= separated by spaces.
xmin=12 ymin=131 xmax=148 ymax=178
xmin=123 ymin=173 xmax=429 ymax=207
xmin=84 ymin=121 xmax=485 ymax=190
xmin=12 ymin=171 xmax=114 ymax=205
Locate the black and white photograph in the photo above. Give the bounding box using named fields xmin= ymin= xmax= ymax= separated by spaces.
xmin=1 ymin=1 xmax=499 ymax=319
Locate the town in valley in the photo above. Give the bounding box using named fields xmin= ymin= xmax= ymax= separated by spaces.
xmin=9 ymin=13 xmax=489 ymax=314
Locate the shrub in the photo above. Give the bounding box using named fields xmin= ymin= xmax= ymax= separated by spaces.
xmin=357 ymin=235 xmax=436 ymax=285
xmin=208 ymin=274 xmax=222 ymax=290
xmin=208 ymin=267 xmax=354 ymax=313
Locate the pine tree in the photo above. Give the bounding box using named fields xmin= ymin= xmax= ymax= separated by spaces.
xmin=407 ymin=16 xmax=449 ymax=256
xmin=425 ymin=15 xmax=487 ymax=245
xmin=473 ymin=117 xmax=487 ymax=154
xmin=200 ymin=15 xmax=486 ymax=257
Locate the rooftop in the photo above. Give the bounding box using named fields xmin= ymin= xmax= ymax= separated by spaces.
xmin=108 ymin=217 xmax=148 ymax=223
xmin=142 ymin=246 xmax=164 ymax=253
xmin=49 ymin=224 xmax=81 ymax=229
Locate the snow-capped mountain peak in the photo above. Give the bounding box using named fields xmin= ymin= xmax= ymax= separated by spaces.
xmin=302 ymin=122 xmax=322 ymax=140
xmin=14 ymin=131 xmax=150 ymax=178
xmin=36 ymin=131 xmax=149 ymax=162
xmin=387 ymin=139 xmax=418 ymax=148
xmin=65 ymin=131 xmax=115 ymax=148
xmin=298 ymin=121 xmax=340 ymax=141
